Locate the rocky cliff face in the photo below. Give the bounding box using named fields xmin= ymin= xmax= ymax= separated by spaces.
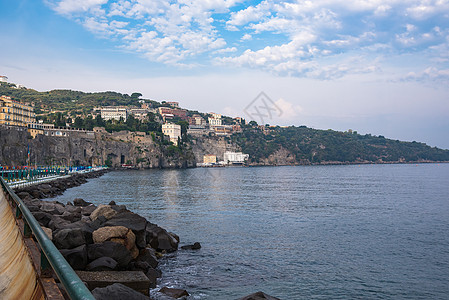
xmin=0 ymin=126 xmax=195 ymax=168
xmin=190 ymin=135 xmax=240 ymax=163
xmin=249 ymin=147 xmax=300 ymax=166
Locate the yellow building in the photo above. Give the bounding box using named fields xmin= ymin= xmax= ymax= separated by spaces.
xmin=203 ymin=154 xmax=217 ymax=164
xmin=0 ymin=95 xmax=35 ymax=126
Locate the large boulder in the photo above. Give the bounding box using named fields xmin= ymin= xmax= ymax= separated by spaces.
xmin=90 ymin=205 xmax=117 ymax=221
xmin=87 ymin=241 xmax=133 ymax=269
xmin=60 ymin=245 xmax=88 ymax=270
xmin=86 ymin=257 xmax=118 ymax=271
xmin=73 ymin=198 xmax=92 ymax=207
xmin=81 ymin=205 xmax=97 ymax=216
xmin=40 ymin=202 xmax=66 ymax=215
xmin=103 ymin=211 xmax=148 ymax=249
xmin=136 ymin=248 xmax=158 ymax=269
xmin=145 ymin=267 xmax=161 ymax=288
xmin=32 ymin=211 xmax=54 ymax=227
xmin=92 ymin=226 xmax=138 ymax=259
xmin=53 ymin=228 xmax=86 ymax=249
xmin=60 ymin=220 xmax=96 ymax=244
xmin=238 ymin=292 xmax=281 ymax=300
xmin=92 ymin=283 xmax=149 ymax=300
xmin=159 ymin=287 xmax=189 ymax=299
xmin=146 ymin=223 xmax=178 ymax=252
xmin=47 ymin=216 xmax=71 ymax=232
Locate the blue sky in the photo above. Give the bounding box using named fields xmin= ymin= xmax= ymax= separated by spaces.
xmin=1 ymin=0 xmax=449 ymax=149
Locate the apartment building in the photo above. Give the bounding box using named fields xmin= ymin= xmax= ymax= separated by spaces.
xmin=101 ymin=106 xmax=128 ymax=121
xmin=0 ymin=95 xmax=35 ymax=126
xmin=162 ymin=123 xmax=182 ymax=146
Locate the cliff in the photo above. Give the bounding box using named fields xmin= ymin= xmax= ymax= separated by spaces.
xmin=190 ymin=135 xmax=240 ymax=163
xmin=0 ymin=126 xmax=195 ymax=168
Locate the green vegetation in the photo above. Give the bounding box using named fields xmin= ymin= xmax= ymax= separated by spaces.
xmin=233 ymin=125 xmax=449 ymax=164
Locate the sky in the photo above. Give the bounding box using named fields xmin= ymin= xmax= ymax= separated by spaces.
xmin=1 ymin=0 xmax=449 ymax=149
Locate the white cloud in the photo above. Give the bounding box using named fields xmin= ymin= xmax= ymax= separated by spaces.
xmin=45 ymin=0 xmax=449 ymax=80
xmin=48 ymin=0 xmax=108 ymax=15
xmin=274 ymin=98 xmax=303 ymax=120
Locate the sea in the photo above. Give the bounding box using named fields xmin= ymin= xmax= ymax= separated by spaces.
xmin=52 ymin=163 xmax=449 ymax=299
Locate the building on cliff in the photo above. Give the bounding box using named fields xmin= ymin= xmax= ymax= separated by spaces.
xmin=0 ymin=95 xmax=35 ymax=127
xmin=223 ymin=151 xmax=249 ymax=165
xmin=101 ymin=106 xmax=128 ymax=121
xmin=208 ymin=113 xmax=222 ymax=126
xmin=162 ymin=123 xmax=181 ymax=146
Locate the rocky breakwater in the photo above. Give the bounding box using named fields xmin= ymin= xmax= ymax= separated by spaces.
xmin=15 ymin=175 xmax=189 ymax=299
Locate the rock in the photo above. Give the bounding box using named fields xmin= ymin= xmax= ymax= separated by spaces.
xmin=81 ymin=204 xmax=97 ymax=216
xmin=60 ymin=210 xmax=82 ymax=222
xmin=92 ymin=283 xmax=149 ymax=300
xmin=146 ymin=223 xmax=178 ymax=252
xmin=76 ymin=270 xmax=151 ymax=295
xmin=40 ymin=202 xmax=65 ymax=215
xmin=53 ymin=228 xmax=86 ymax=249
xmin=181 ymin=242 xmax=201 ymax=250
xmin=73 ymin=198 xmax=92 ymax=206
xmin=159 ymin=287 xmax=189 ymax=299
xmin=32 ymin=212 xmax=54 ymax=227
xmin=145 ymin=267 xmax=161 ymax=288
xmin=86 ymin=257 xmax=118 ymax=271
xmin=60 ymin=220 xmax=95 ymax=244
xmin=136 ymin=248 xmax=158 ymax=269
xmin=60 ymin=245 xmax=88 ymax=270
xmin=87 ymin=241 xmax=133 ymax=269
xmin=128 ymin=261 xmax=151 ymax=273
xmin=92 ymin=226 xmax=138 ymax=259
xmin=16 ymin=191 xmax=31 ymax=199
xmin=108 ymin=200 xmax=116 ymax=205
xmin=47 ymin=216 xmax=71 ymax=232
xmin=103 ymin=211 xmax=148 ymax=249
xmin=64 ymin=205 xmax=82 ymax=214
xmin=41 ymin=227 xmax=53 ymax=240
xmin=90 ymin=204 xmax=117 ymax=221
xmin=238 ymin=292 xmax=281 ymax=300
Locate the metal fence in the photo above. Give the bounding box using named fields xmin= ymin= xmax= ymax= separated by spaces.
xmin=0 ymin=177 xmax=95 ymax=300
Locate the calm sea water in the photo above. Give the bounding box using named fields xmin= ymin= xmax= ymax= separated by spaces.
xmin=53 ymin=164 xmax=449 ymax=299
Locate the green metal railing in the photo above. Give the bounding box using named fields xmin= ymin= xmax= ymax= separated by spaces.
xmin=0 ymin=177 xmax=95 ymax=300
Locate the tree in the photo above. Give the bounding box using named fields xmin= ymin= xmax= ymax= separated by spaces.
xmin=131 ymin=92 xmax=142 ymax=99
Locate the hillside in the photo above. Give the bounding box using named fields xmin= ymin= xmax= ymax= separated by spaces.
xmin=1 ymin=82 xmax=448 ymax=166
xmin=232 ymin=125 xmax=449 ymax=165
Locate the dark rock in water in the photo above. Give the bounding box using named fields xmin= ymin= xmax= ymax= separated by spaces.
xmin=109 ymin=200 xmax=116 ymax=206
xmin=128 ymin=261 xmax=151 ymax=273
xmin=145 ymin=267 xmax=161 ymax=288
xmin=238 ymin=291 xmax=281 ymax=300
xmin=103 ymin=211 xmax=147 ymax=249
xmin=159 ymin=287 xmax=189 ymax=299
xmin=87 ymin=241 xmax=133 ymax=269
xmin=53 ymin=228 xmax=86 ymax=249
xmin=136 ymin=248 xmax=158 ymax=269
xmin=181 ymin=242 xmax=201 ymax=250
xmin=60 ymin=245 xmax=88 ymax=270
xmin=146 ymin=223 xmax=178 ymax=252
xmin=86 ymin=257 xmax=118 ymax=271
xmin=92 ymin=283 xmax=149 ymax=300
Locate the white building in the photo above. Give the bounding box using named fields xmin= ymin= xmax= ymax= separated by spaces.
xmin=208 ymin=113 xmax=222 ymax=126
xmin=162 ymin=123 xmax=182 ymax=146
xmin=101 ymin=106 xmax=128 ymax=121
xmin=223 ymin=151 xmax=249 ymax=164
xmin=0 ymin=76 xmax=7 ymax=83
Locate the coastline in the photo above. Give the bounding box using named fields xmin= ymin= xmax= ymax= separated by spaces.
xmin=13 ymin=169 xmax=188 ymax=299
